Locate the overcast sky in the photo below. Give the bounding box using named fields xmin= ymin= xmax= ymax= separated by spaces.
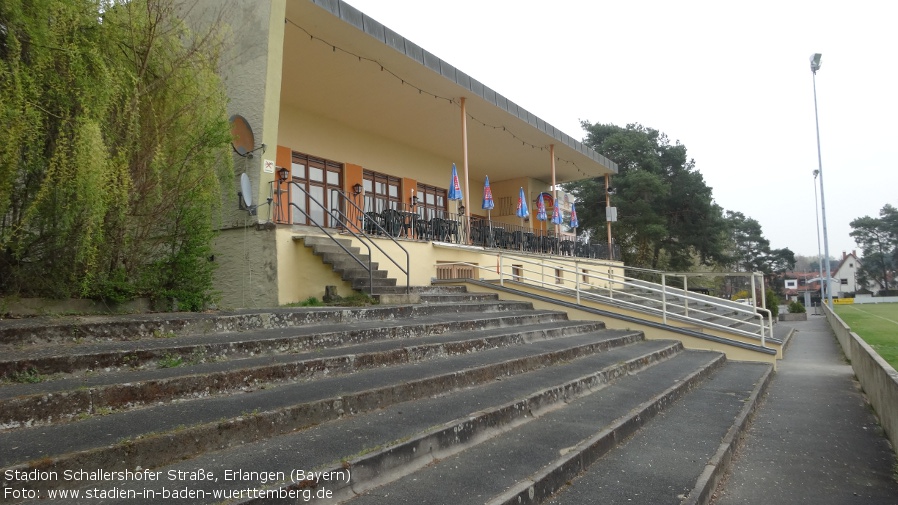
xmin=342 ymin=0 xmax=897 ymax=260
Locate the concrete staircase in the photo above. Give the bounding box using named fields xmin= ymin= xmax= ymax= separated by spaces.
xmin=0 ymin=287 xmax=771 ymax=505
xmin=296 ymin=235 xmax=408 ymax=296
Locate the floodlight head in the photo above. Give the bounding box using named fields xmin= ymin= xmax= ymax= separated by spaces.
xmin=810 ymin=53 xmax=822 ymax=73
xmin=813 ymin=169 xmax=820 ymax=178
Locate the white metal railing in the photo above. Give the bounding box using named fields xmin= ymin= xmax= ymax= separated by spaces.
xmin=435 ymin=253 xmax=772 ymax=348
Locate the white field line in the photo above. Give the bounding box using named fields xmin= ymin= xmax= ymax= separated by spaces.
xmin=843 ymin=304 xmax=898 ymax=327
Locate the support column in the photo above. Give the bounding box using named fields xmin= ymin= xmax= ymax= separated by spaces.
xmin=546 ymin=144 xmax=560 ymax=236
xmin=460 ymin=97 xmax=471 ymax=243
xmin=550 ymin=144 xmax=557 ymax=197
xmin=605 ymin=174 xmax=613 ymax=259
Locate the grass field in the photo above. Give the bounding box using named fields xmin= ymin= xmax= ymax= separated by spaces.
xmin=834 ymin=303 xmax=898 ymax=369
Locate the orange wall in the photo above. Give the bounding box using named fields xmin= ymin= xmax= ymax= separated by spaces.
xmin=344 ymin=163 xmax=365 ymax=232
xmin=275 ymin=145 xmax=292 ymax=223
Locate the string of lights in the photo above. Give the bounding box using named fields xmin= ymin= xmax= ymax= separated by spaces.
xmin=285 ymin=17 xmax=604 ymax=179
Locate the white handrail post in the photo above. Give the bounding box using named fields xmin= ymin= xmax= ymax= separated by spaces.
xmin=575 ymin=260 xmax=581 ymax=304
xmin=541 ymin=260 xmax=545 ymax=289
xmin=750 ymin=273 xmax=758 ymax=309
xmin=661 ymin=273 xmax=668 ymax=325
xmin=683 ymin=275 xmax=689 ymax=318
xmin=499 ymin=253 xmax=504 ymax=287
xmin=759 ymin=273 xmax=772 ymax=336
xmin=608 ymin=268 xmax=614 ymax=299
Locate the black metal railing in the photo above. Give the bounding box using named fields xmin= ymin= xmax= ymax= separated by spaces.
xmin=337 ymin=189 xmax=410 ymax=294
xmin=288 ymin=181 xmax=411 ymax=294
xmin=285 ymin=183 xmax=374 ymax=293
xmin=274 ymin=182 xmax=619 ymax=262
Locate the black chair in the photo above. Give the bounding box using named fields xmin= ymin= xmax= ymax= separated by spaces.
xmin=363 ymin=212 xmax=382 ymax=235
xmin=471 ymin=223 xmax=485 ymax=246
xmin=415 ymin=217 xmax=431 ymax=240
xmin=510 ymin=231 xmax=523 ymax=250
xmin=546 ymin=236 xmax=559 ymax=255
xmin=523 ymin=232 xmax=536 ymax=252
xmin=493 ymin=228 xmax=507 ymax=249
xmin=560 ymin=240 xmax=574 ymax=256
xmin=445 ymin=220 xmax=460 ymax=243
xmin=431 ymin=218 xmax=446 ymax=242
xmin=381 ymin=209 xmax=404 ymax=237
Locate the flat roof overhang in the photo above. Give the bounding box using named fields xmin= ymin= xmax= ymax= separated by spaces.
xmin=281 ymin=0 xmax=617 ymax=185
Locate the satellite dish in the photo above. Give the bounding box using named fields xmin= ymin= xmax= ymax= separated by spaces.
xmin=240 ymin=173 xmax=253 ymax=207
xmin=230 ymin=114 xmax=255 ymax=156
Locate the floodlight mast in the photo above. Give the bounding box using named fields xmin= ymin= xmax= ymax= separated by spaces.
xmin=810 ymin=52 xmax=833 ymax=308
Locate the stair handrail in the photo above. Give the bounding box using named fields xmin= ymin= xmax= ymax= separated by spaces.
xmin=283 ymin=182 xmax=374 ymax=293
xmin=526 ymin=257 xmax=773 ymax=339
xmin=334 ymin=189 xmax=410 ymax=294
xmin=434 ymin=253 xmax=770 ymax=347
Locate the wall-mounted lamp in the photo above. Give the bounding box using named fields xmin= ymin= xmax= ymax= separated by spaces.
xmin=353 ymin=183 xmax=363 ymax=195
xmin=277 ymin=166 xmax=289 ymax=182
xmin=411 ymin=195 xmax=418 ymax=206
xmin=458 ymin=205 xmax=466 ymax=216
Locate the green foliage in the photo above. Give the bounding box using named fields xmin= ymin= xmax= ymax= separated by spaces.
xmin=566 ymin=123 xmax=729 ymax=271
xmin=157 ymin=353 xmax=184 ymax=369
xmin=850 ymin=204 xmax=898 ymax=292
xmin=0 ymin=0 xmax=232 ymax=308
xmin=788 ymin=300 xmax=806 ymax=314
xmin=764 ymin=288 xmax=779 ymax=319
xmin=731 ymin=290 xmax=750 ymax=301
xmin=299 ymin=297 xmax=323 ymax=307
xmin=7 ymin=367 xmax=45 ymax=384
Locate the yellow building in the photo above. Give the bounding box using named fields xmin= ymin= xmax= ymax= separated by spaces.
xmin=211 ymin=0 xmax=617 ymax=308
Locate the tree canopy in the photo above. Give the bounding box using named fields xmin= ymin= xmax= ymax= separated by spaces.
xmin=0 ymin=0 xmax=232 ymax=308
xmin=565 ymin=122 xmax=795 ymax=282
xmin=565 ymin=122 xmax=730 ymax=271
xmin=850 ymin=203 xmax=897 ymax=292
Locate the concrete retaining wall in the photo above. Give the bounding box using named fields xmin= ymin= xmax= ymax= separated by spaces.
xmin=826 ymin=305 xmax=898 ymax=450
xmin=854 ymin=295 xmax=898 ymax=304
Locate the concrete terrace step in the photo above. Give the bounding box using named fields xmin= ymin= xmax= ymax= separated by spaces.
xmin=0 ymin=301 xmax=539 ymax=348
xmin=0 ymin=286 xmax=774 ymax=505
xmin=544 ymin=361 xmax=771 ymax=505
xmin=58 ymin=345 xmax=711 ymax=505
xmin=0 ymin=309 xmax=575 ymax=381
xmin=0 ymin=318 xmax=602 ymax=428
xmin=418 ymin=292 xmax=500 ymax=303
xmin=1 ymin=329 xmax=653 ymax=493
xmin=5 ymin=338 xmax=683 ymax=503
xmin=335 ymin=268 xmax=390 ymax=280
xmin=339 ymin=351 xmax=740 ymax=505
xmin=351 ymin=277 xmax=397 ymax=289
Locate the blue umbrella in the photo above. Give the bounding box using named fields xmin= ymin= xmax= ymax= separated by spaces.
xmin=449 ymin=163 xmax=463 ymax=202
xmin=515 ymin=187 xmax=529 ymax=251
xmin=482 ymin=176 xmax=495 ymax=210
xmin=482 ymin=176 xmax=495 ymax=247
xmin=570 ymin=202 xmax=579 ymax=229
xmin=551 ymin=200 xmax=563 ymax=225
xmin=515 ymin=187 xmax=529 ymax=218
xmin=536 ymin=193 xmax=547 ymax=222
